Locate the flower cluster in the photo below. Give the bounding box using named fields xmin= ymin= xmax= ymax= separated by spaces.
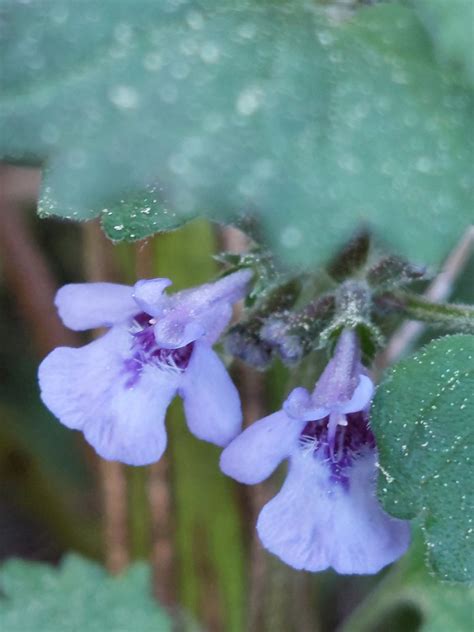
xmin=39 ymin=270 xmax=251 ymax=465
xmin=39 ymin=275 xmax=410 ymax=575
xmin=221 ymin=329 xmax=410 ymax=574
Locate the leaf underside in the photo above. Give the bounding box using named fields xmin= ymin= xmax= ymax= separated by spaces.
xmin=0 ymin=1 xmax=472 ymax=266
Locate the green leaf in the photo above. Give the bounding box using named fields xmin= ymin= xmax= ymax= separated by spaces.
xmin=341 ymin=533 xmax=474 ymax=632
xmin=0 ymin=555 xmax=171 ymax=632
xmin=372 ymin=335 xmax=474 ymax=582
xmin=1 ymin=1 xmax=472 ymax=266
xmin=411 ymin=0 xmax=474 ymax=87
xmin=100 ymin=185 xmax=185 ymax=241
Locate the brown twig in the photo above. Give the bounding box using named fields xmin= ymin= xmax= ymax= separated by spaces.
xmin=83 ymin=221 xmax=130 ymax=574
xmin=147 ymin=455 xmax=176 ymax=606
xmin=0 ymin=165 xmax=77 ymax=355
xmin=135 ymin=240 xmax=176 ymax=607
xmin=376 ymin=226 xmax=474 ymax=373
xmin=239 ymin=364 xmax=271 ymax=632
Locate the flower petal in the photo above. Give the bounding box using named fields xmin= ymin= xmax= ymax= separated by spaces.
xmin=341 ymin=375 xmax=374 ymax=414
xmin=172 ymin=269 xmax=252 ymax=311
xmin=257 ymin=450 xmax=410 ymax=574
xmin=311 ymin=329 xmax=361 ymax=409
xmin=220 ymin=410 xmax=303 ymax=484
xmin=153 ymin=269 xmax=252 ymax=348
xmin=179 ymin=343 xmax=242 ymax=446
xmin=55 ymin=283 xmax=138 ymax=331
xmin=84 ymin=366 xmax=178 ymax=465
xmin=153 ymin=317 xmax=206 ymax=349
xmin=200 ymin=303 xmax=234 ymax=345
xmin=132 ymin=278 xmax=172 ymax=316
xmin=39 ymin=326 xmax=131 ymax=430
xmin=39 ymin=326 xmax=180 ymax=465
xmin=153 ymin=296 xmax=240 ymax=351
xmin=209 ymin=268 xmax=253 ymax=303
xmin=283 ymin=387 xmax=329 ymax=421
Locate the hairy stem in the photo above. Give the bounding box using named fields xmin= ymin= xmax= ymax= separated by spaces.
xmin=384 ymin=291 xmax=474 ymax=332
xmin=376 ymin=226 xmax=474 ymax=371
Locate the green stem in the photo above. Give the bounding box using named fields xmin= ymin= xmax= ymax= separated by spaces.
xmin=127 ymin=466 xmax=151 ymax=560
xmin=387 ymin=292 xmax=474 ymax=333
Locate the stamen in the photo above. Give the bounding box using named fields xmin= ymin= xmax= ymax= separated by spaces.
xmin=299 ymin=411 xmax=375 ymax=486
xmin=124 ymin=312 xmax=194 ymax=387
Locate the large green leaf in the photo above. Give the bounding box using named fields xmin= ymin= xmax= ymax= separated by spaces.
xmin=372 ymin=335 xmax=474 ymax=582
xmin=1 ymin=1 xmax=472 ymax=267
xmin=411 ymin=0 xmax=474 ymax=87
xmin=0 ymin=556 xmax=171 ymax=631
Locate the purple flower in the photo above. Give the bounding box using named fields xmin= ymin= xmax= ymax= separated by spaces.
xmin=39 ymin=270 xmax=252 ymax=465
xmin=220 ymin=329 xmax=410 ymax=574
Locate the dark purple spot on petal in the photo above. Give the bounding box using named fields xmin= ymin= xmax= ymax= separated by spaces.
xmin=299 ymin=411 xmax=375 ymax=488
xmin=134 ymin=312 xmax=152 ymax=328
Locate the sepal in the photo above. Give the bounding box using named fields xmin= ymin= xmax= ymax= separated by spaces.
xmin=367 ymin=255 xmax=427 ymax=291
xmin=327 ymin=229 xmax=371 ymax=282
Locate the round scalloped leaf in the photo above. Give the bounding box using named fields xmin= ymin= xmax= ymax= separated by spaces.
xmin=1 ymin=1 xmax=472 ymax=266
xmin=372 ymin=335 xmax=474 ymax=583
xmin=0 ymin=555 xmax=171 ymax=631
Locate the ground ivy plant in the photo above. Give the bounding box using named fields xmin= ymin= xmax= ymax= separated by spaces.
xmin=0 ymin=0 xmax=473 ymax=629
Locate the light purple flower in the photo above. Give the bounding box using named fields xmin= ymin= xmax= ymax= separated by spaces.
xmin=39 ymin=270 xmax=252 ymax=465
xmin=220 ymin=329 xmax=410 ymax=574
